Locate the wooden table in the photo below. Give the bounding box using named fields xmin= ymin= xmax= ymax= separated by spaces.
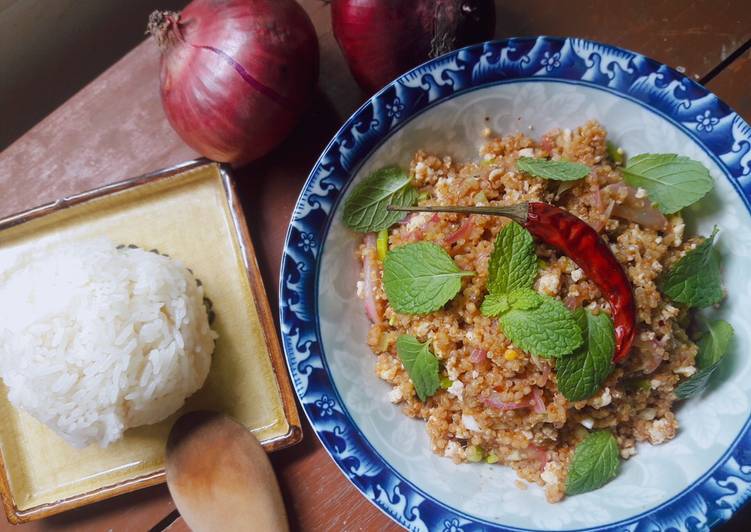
xmin=0 ymin=1 xmax=749 ymax=530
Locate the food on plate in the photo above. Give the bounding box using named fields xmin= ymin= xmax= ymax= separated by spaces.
xmin=343 ymin=121 xmax=732 ymax=501
xmin=0 ymin=239 xmax=218 ymax=448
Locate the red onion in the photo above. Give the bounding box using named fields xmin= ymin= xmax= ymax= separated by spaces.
xmin=445 ymin=217 xmax=474 ymax=244
xmin=469 ymin=348 xmax=487 ymax=364
xmin=483 ymin=392 xmax=527 ymax=410
xmin=148 ymin=0 xmax=319 ymax=165
xmin=331 ymin=0 xmax=495 ymax=93
xmin=527 ymin=444 xmax=549 ymax=469
xmin=603 ymin=184 xmax=668 ymax=230
xmin=362 ymin=233 xmax=381 ymax=324
xmin=530 ymin=388 xmax=546 ymax=414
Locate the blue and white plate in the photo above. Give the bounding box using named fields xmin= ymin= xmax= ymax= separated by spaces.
xmin=279 ymin=37 xmax=751 ymax=531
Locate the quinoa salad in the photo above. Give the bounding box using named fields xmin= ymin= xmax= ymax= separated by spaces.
xmin=342 ymin=121 xmax=731 ymax=502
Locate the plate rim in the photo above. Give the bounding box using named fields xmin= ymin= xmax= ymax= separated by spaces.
xmin=279 ymin=36 xmax=751 ymax=531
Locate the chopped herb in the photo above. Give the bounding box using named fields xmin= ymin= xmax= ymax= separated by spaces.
xmin=376 ymin=229 xmax=389 ymax=260
xmin=466 ymin=445 xmax=484 ymax=462
xmin=383 ymin=242 xmax=474 ymax=314
xmin=606 ymin=141 xmax=625 ymax=165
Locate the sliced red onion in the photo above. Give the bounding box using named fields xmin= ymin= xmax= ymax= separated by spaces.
xmin=445 ymin=217 xmax=474 ymax=244
xmin=527 ymin=444 xmax=549 ymax=469
xmin=592 ymin=199 xmax=616 ymax=233
xmin=484 ymin=392 xmax=527 ymax=410
xmin=530 ymin=388 xmax=546 ymax=414
xmin=637 ymin=338 xmax=663 ymax=374
xmin=469 ymin=348 xmax=487 ymax=363
xmin=362 ymin=234 xmax=381 ymax=324
xmin=592 ymin=184 xmax=603 ymax=212
xmin=540 ymin=364 xmax=551 ymax=386
xmin=603 ymin=184 xmax=668 ymax=230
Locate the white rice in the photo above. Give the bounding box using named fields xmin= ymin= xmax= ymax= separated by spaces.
xmin=0 ymin=239 xmax=218 ymax=448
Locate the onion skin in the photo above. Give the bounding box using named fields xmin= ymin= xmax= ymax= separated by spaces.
xmin=331 ymin=0 xmax=495 ymax=93
xmin=149 ymin=0 xmax=319 ymax=165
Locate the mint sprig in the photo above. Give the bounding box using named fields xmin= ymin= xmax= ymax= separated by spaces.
xmin=675 ymin=319 xmax=734 ymax=400
xmin=565 ymin=430 xmax=620 ymax=495
xmin=660 ymin=227 xmax=723 ymax=308
xmin=396 ymin=335 xmax=440 ymax=401
xmin=342 ymin=166 xmax=417 ymax=232
xmin=622 ymin=153 xmax=713 ymax=214
xmin=517 ymin=157 xmax=591 ymax=181
xmin=481 ymin=223 xmax=582 ymax=358
xmin=556 ymin=309 xmax=615 ymax=401
xmin=383 ymin=242 xmax=473 ymax=314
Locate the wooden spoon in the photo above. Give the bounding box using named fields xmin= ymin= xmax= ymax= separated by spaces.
xmin=165 ymin=411 xmax=289 ymax=532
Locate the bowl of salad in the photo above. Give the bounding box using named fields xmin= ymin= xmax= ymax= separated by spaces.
xmin=280 ymin=36 xmax=751 ymax=530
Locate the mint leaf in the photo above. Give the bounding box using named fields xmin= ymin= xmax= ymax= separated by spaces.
xmin=557 ymin=309 xmax=615 ymax=401
xmin=696 ymin=319 xmax=734 ymax=368
xmin=622 ymin=153 xmax=713 ymax=214
xmin=499 ymin=294 xmax=582 ymax=357
xmin=517 ymin=157 xmax=590 ymax=181
xmin=488 ymin=222 xmax=537 ymax=294
xmin=342 ymin=166 xmax=417 ymax=232
xmin=675 ymin=319 xmax=733 ymax=400
xmin=383 ymin=242 xmax=474 ymax=314
xmin=481 ymin=293 xmax=509 ymax=317
xmin=674 ymin=363 xmax=721 ymax=400
xmin=566 ymin=430 xmax=620 ymax=495
xmin=396 ymin=335 xmax=440 ymax=401
xmin=507 ymin=287 xmax=543 ymax=310
xmin=660 ymin=227 xmax=723 ymax=308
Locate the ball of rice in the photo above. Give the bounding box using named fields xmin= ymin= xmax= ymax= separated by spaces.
xmin=0 ymin=239 xmax=217 ymax=448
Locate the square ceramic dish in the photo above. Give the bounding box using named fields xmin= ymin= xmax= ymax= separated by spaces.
xmin=0 ymin=160 xmax=301 ymax=523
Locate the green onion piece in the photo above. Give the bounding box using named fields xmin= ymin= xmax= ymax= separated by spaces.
xmin=466 ymin=445 xmax=484 ymax=462
xmin=440 ymin=376 xmax=453 ymax=389
xmin=626 ymin=378 xmax=651 ymax=391
xmin=417 ymin=191 xmax=430 ymax=202
xmin=537 ymin=258 xmax=547 ymax=270
xmin=376 ymin=229 xmax=389 ymax=261
xmin=486 ymin=452 xmax=499 ymax=464
xmin=388 ymin=314 xmax=397 ymax=326
xmin=606 ymin=141 xmax=625 ymax=165
xmin=480 ymin=158 xmax=494 ymax=167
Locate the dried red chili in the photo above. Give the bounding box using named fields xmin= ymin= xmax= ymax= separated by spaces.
xmin=388 ymin=202 xmax=636 ymax=362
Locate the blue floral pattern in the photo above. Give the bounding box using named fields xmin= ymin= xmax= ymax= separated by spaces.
xmin=540 ymin=51 xmax=561 ymax=72
xmin=314 ymin=395 xmax=336 ymax=417
xmin=280 ymin=37 xmax=751 ymax=531
xmin=697 ymin=110 xmax=721 ymax=133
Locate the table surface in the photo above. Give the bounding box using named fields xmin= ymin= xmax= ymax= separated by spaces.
xmin=1 ymin=1 xmax=750 ymax=530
